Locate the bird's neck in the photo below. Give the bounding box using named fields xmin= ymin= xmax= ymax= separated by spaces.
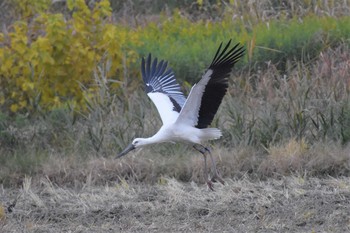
xmin=142 ymin=131 xmax=167 ymax=146
xmin=139 ymin=135 xmax=161 ymax=147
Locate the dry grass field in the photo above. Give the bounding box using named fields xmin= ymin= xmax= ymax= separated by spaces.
xmin=1 ymin=176 xmax=350 ymax=232
xmin=1 ymin=143 xmax=350 ymax=232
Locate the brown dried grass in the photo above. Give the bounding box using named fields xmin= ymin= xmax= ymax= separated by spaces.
xmin=2 ymin=176 xmax=350 ymax=232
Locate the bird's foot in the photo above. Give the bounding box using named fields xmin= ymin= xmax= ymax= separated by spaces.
xmin=206 ymin=174 xmax=224 ymax=191
xmin=211 ymin=173 xmax=225 ymax=185
xmin=206 ymin=180 xmax=215 ymax=191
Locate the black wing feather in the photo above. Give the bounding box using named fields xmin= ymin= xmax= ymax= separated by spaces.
xmin=141 ymin=54 xmax=186 ymax=113
xmin=196 ymin=40 xmax=245 ymax=129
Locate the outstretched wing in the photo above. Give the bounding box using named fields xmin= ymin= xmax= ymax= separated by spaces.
xmin=176 ymin=40 xmax=245 ymax=128
xmin=141 ymin=54 xmax=187 ymax=126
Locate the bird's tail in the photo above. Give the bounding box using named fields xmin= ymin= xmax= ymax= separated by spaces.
xmin=200 ymin=128 xmax=222 ymax=141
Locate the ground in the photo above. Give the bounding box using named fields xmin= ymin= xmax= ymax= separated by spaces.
xmin=1 ymin=176 xmax=350 ymax=232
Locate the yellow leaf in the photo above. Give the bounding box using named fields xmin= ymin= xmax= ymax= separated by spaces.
xmin=10 ymin=104 xmax=19 ymax=112
xmin=3 ymin=58 xmax=13 ymax=71
xmin=22 ymin=83 xmax=28 ymax=91
xmin=22 ymin=82 xmax=34 ymax=91
xmin=99 ymin=0 xmax=111 ymax=8
xmin=53 ymin=96 xmax=60 ymax=106
xmin=0 ymin=33 xmax=4 ymax=43
xmin=67 ymin=0 xmax=74 ymax=11
xmin=40 ymin=52 xmax=55 ymax=65
xmin=0 ymin=96 xmax=5 ymax=105
xmin=19 ymin=100 xmax=27 ymax=108
xmin=12 ymin=41 xmax=27 ymax=55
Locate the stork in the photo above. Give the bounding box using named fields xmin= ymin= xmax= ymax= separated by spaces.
xmin=117 ymin=40 xmax=245 ymax=190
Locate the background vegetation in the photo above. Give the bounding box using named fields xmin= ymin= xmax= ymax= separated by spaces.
xmin=0 ymin=0 xmax=350 ymax=187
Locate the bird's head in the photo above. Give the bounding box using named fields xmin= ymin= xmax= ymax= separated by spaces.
xmin=116 ymin=138 xmax=147 ymax=158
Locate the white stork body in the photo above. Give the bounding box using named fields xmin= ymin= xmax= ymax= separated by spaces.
xmin=118 ymin=40 xmax=245 ymax=190
xmin=141 ymin=123 xmax=222 ymax=146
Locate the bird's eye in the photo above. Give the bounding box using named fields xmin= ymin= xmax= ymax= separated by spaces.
xmin=134 ymin=140 xmax=138 ymax=145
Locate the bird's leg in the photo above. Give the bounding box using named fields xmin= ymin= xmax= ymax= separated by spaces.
xmin=205 ymin=147 xmax=225 ymax=185
xmin=203 ymin=151 xmax=215 ymax=191
xmin=193 ymin=145 xmax=214 ymax=191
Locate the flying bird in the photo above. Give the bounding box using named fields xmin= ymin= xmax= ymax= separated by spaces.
xmin=117 ymin=40 xmax=245 ymax=190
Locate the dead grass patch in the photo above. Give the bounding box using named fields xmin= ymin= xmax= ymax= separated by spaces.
xmin=260 ymin=139 xmax=350 ymax=177
xmin=1 ymin=176 xmax=350 ymax=232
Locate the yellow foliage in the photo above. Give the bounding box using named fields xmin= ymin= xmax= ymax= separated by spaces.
xmin=13 ymin=0 xmax=50 ymax=18
xmin=0 ymin=0 xmax=138 ymax=113
xmin=10 ymin=104 xmax=19 ymax=112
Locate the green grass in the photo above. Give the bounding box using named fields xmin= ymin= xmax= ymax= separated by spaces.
xmin=133 ymin=14 xmax=350 ymax=83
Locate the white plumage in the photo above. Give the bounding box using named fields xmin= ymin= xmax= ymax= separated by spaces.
xmin=118 ymin=40 xmax=245 ymax=190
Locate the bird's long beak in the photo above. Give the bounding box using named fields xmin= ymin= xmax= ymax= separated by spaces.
xmin=116 ymin=143 xmax=135 ymax=158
